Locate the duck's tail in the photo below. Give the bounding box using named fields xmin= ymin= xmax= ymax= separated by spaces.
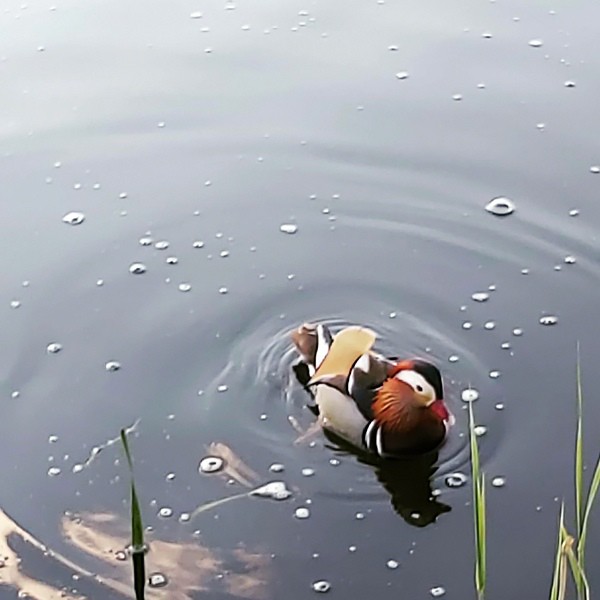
xmin=290 ymin=322 xmax=333 ymax=372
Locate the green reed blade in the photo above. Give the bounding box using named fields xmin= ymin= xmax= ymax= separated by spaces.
xmin=469 ymin=402 xmax=486 ymax=599
xmin=550 ymin=504 xmax=566 ymax=600
xmin=120 ymin=429 xmax=146 ymax=600
xmin=577 ymin=452 xmax=600 ymax=569
xmin=575 ymin=343 xmax=584 ymax=539
xmin=562 ymin=526 xmax=590 ymax=600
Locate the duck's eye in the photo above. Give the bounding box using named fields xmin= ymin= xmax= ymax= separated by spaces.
xmin=416 ymin=385 xmax=424 ymax=393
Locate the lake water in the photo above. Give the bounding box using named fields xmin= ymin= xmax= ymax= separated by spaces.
xmin=1 ymin=0 xmax=599 ymax=598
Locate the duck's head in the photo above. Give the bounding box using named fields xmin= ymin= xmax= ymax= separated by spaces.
xmin=372 ymin=359 xmax=453 ymax=453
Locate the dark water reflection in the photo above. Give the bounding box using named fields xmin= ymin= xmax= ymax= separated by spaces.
xmin=1 ymin=0 xmax=600 ymax=598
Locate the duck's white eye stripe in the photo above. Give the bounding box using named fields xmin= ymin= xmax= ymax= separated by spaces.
xmin=394 ymin=370 xmax=436 ymax=398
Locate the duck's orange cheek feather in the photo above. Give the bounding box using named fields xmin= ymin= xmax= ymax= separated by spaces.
xmin=372 ymin=379 xmax=413 ymax=428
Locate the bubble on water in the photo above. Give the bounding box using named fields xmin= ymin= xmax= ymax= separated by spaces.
xmin=294 ymin=507 xmax=310 ymax=519
xmin=178 ymin=283 xmax=192 ymax=292
xmin=471 ymin=292 xmax=489 ymax=302
xmin=569 ymin=209 xmax=580 ymax=217
xmin=73 ymin=183 xmax=82 ymax=190
xmin=157 ymin=121 xmax=166 ymax=128
xmin=430 ymin=587 xmax=446 ymax=597
xmin=129 ymin=263 xmax=147 ymax=275
xmin=48 ymin=435 xmax=58 ymax=443
xmin=395 ymin=71 xmax=409 ymax=80
xmin=501 ymin=342 xmax=511 ymax=349
xmin=218 ymin=286 xmax=229 ymax=294
xmin=302 ymin=468 xmax=315 ymax=477
xmin=564 ymin=255 xmax=576 ymax=264
xmin=355 ymin=512 xmax=365 ymax=520
xmin=445 ymin=472 xmax=467 ymax=488
xmin=11 ymin=391 xmax=20 ymax=399
xmin=492 ymin=476 xmax=506 ymax=488
xmin=462 ymin=321 xmax=473 ymax=330
xmin=485 ymin=197 xmax=515 ymax=216
xmin=564 ymin=80 xmax=576 ymax=88
xmin=166 ymin=257 xmax=178 ymax=265
xmin=312 ymin=580 xmax=331 ymax=593
xmin=193 ymin=240 xmax=205 ymax=248
xmin=590 ymin=166 xmax=600 ymax=174
xmin=62 ymin=211 xmax=85 ymax=225
xmin=521 ymin=268 xmax=530 ymax=275
xmin=280 ymin=223 xmax=298 ymax=234
xmin=190 ymin=11 xmax=202 ymax=18
xmin=484 ymin=321 xmax=496 ymax=330
xmin=115 ymin=550 xmax=127 ymax=561
xmin=250 ymin=481 xmax=292 ymax=501
xmin=47 ymin=467 xmax=61 ymax=477
xmin=158 ymin=507 xmax=173 ymax=518
xmin=386 ymin=559 xmax=399 ymax=569
xmin=10 ymin=300 xmax=21 ymax=309
xmin=72 ymin=464 xmax=84 ymax=473
xmin=46 ymin=342 xmax=62 ymax=354
xmin=448 ymin=355 xmax=459 ymax=363
xmin=105 ymin=361 xmax=121 ymax=372
xmin=528 ymin=39 xmax=543 ymax=47
xmin=269 ymin=463 xmax=285 ymax=473
xmin=461 ymin=388 xmax=479 ymax=403
xmin=217 ymin=384 xmax=228 ymax=393
xmin=489 ymin=371 xmax=500 ymax=379
xmin=482 ymin=32 xmax=493 ymax=38
xmin=495 ymin=403 xmax=505 ymax=410
xmin=388 ymin=44 xmax=398 ymax=51
xmin=154 ymin=240 xmax=169 ymax=250
xmin=139 ymin=236 xmax=153 ymax=246
xmin=199 ymin=456 xmax=224 ymax=473
xmin=536 ymin=123 xmax=546 ymax=131
xmin=93 ymin=183 xmax=101 ymax=189
xmin=219 ymin=250 xmax=230 ymax=258
xmin=329 ymin=458 xmax=340 ymax=466
xmin=452 ymin=94 xmax=463 ymax=101
xmin=148 ymin=572 xmax=168 ymax=588
xmin=539 ymin=315 xmax=558 ymax=326
xmin=474 ymin=425 xmax=487 ymax=437
xmin=512 ymin=328 xmax=523 ymax=336
xmin=179 ymin=512 xmax=191 ymax=523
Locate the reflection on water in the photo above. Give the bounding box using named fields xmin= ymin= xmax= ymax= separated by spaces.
xmin=0 ymin=501 xmax=271 ymax=600
xmin=323 ymin=432 xmax=451 ymax=527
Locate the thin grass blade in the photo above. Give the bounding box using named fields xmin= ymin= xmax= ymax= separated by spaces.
xmin=469 ymin=402 xmax=486 ymax=599
xmin=550 ymin=504 xmax=567 ymax=600
xmin=575 ymin=342 xmax=584 ymax=539
xmin=577 ymin=452 xmax=600 ymax=568
xmin=120 ymin=429 xmax=146 ymax=600
xmin=564 ymin=538 xmax=590 ymax=600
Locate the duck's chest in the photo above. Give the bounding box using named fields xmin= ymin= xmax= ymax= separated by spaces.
xmin=314 ymin=384 xmax=368 ymax=446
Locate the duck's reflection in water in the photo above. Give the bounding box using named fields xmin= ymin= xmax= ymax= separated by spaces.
xmin=324 ymin=432 xmax=451 ymax=527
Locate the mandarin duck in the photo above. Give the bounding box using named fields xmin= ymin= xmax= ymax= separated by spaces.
xmin=291 ymin=323 xmax=453 ymax=457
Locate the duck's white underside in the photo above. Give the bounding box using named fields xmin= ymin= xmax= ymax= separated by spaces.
xmin=314 ymin=384 xmax=368 ymax=448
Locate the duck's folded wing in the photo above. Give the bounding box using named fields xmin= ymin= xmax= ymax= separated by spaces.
xmin=347 ymin=352 xmax=393 ymax=420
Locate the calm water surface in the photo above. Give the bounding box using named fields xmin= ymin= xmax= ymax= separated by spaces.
xmin=1 ymin=0 xmax=599 ymax=598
